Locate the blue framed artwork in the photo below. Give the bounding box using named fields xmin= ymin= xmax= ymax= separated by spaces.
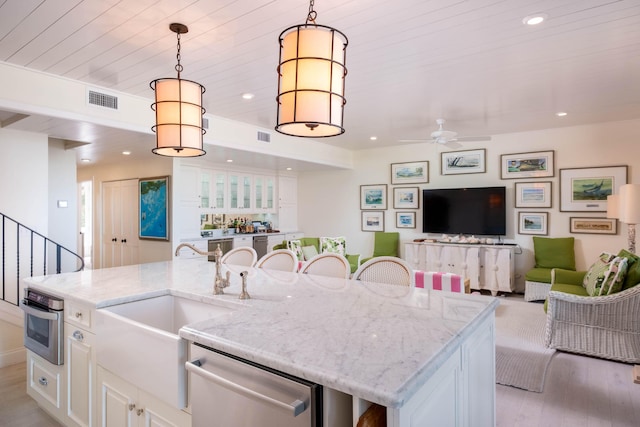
xmin=139 ymin=176 xmax=170 ymax=240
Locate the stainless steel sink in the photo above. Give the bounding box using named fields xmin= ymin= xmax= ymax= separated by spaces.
xmin=96 ymin=294 xmax=238 ymax=408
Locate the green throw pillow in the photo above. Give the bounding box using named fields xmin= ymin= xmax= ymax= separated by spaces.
xmin=301 ymin=245 xmax=318 ymax=261
xmin=617 ymin=249 xmax=640 ymax=290
xmin=533 ymin=237 xmax=576 ymax=270
xmin=320 ymin=236 xmax=346 ymax=256
xmin=287 ymin=240 xmax=304 ymax=261
xmin=583 ymin=253 xmax=628 ymax=296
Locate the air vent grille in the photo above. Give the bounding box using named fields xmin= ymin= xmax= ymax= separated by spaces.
xmin=257 ymin=131 xmax=271 ymax=143
xmin=203 ymin=117 xmax=210 ymax=130
xmin=88 ymin=90 xmax=118 ymax=110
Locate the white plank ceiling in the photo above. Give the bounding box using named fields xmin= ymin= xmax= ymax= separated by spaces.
xmin=0 ymin=0 xmax=639 ymax=169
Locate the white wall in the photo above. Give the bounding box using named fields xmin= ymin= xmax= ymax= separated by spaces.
xmin=298 ymin=118 xmax=640 ymax=292
xmin=48 ymin=138 xmax=78 ymax=252
xmin=78 ymin=157 xmax=174 ymax=268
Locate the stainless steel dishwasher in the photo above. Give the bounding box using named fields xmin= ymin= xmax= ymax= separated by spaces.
xmin=186 ymin=343 xmax=322 ymax=427
xmin=208 ymin=238 xmax=233 ymax=262
xmin=253 ymin=235 xmax=269 ymax=259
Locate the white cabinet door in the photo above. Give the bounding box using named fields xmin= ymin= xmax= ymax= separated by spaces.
xmin=254 ymin=175 xmax=276 ymax=213
xmin=211 ymin=170 xmax=227 ymax=212
xmin=97 ymin=367 xmax=190 ymax=427
xmin=66 ymin=324 xmax=96 ymax=427
xmin=177 ymin=165 xmax=199 ymax=208
xmin=102 ymin=180 xmax=139 ymax=269
xmin=228 ymin=172 xmax=253 ymax=211
xmin=480 ymin=247 xmax=514 ymax=294
xmin=97 ymin=367 xmax=137 ymax=427
xmin=404 ymin=243 xmax=426 ymax=271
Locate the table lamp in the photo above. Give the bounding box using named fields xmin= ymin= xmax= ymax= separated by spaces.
xmin=618 ymin=184 xmax=640 ymax=254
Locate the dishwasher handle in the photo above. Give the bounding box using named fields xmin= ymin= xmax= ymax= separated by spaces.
xmin=186 ymin=359 xmax=307 ymax=417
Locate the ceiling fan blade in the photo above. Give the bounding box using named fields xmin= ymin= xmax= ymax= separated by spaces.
xmin=444 ymin=141 xmax=463 ymax=149
xmin=456 ymin=136 xmax=492 ymax=142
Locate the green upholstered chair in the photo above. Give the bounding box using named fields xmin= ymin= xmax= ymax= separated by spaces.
xmin=272 ymin=238 xmax=361 ymax=274
xmin=524 ymin=236 xmax=575 ymax=301
xmin=361 ymin=232 xmax=400 ymax=264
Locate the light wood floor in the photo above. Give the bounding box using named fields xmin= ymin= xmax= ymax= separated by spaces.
xmin=1 ymin=348 xmax=638 ymax=427
xmin=0 ymin=362 xmax=62 ymax=427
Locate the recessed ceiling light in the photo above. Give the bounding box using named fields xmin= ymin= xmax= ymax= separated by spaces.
xmin=242 ymin=93 xmax=254 ymax=100
xmin=81 ymin=158 xmax=91 ymax=163
xmin=286 ymin=167 xmax=293 ymax=171
xmin=556 ymin=111 xmax=568 ymax=117
xmin=370 ymin=136 xmax=377 ymax=141
xmin=122 ymin=151 xmax=131 ymax=155
xmin=226 ymin=159 xmax=233 ymax=163
xmin=523 ymin=14 xmax=547 ymax=25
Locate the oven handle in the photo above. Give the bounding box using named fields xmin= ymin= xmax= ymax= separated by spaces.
xmin=20 ymin=301 xmax=61 ymax=321
xmin=185 ymin=359 xmax=306 ymax=417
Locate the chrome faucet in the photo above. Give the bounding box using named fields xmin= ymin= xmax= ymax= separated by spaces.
xmin=175 ymin=243 xmax=229 ymax=295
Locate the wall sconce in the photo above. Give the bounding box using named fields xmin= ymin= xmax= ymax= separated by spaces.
xmin=276 ymin=0 xmax=348 ymax=137
xmin=150 ymin=23 xmax=206 ymax=157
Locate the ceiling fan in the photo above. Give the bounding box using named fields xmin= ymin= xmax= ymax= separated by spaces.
xmin=399 ymin=119 xmax=491 ymax=147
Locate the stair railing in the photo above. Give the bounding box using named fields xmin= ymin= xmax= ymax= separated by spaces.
xmin=1 ymin=212 xmax=84 ymax=306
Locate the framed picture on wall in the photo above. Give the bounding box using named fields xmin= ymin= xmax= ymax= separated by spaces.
xmin=441 ymin=149 xmax=486 ymax=175
xmin=501 ymin=150 xmax=555 ymax=179
xmin=514 ymin=181 xmax=552 ymax=208
xmin=393 ymin=187 xmax=419 ymax=209
xmin=559 ymin=165 xmax=628 ymax=212
xmin=362 ymin=211 xmax=385 ymax=232
xmin=569 ymin=217 xmax=618 ymax=235
xmin=360 ymin=184 xmax=387 ymax=210
xmin=390 ymin=161 xmax=429 ymax=184
xmin=518 ymin=212 xmax=548 ymax=235
xmin=139 ymin=176 xmax=170 ymax=240
xmin=396 ymin=212 xmax=416 ymax=228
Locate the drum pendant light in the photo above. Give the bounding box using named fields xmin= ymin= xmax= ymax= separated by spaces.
xmin=150 ymin=23 xmax=206 ymax=157
xmin=276 ymin=0 xmax=348 ymax=138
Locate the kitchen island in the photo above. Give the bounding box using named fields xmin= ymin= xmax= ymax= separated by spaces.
xmin=23 ymin=257 xmax=498 ymax=427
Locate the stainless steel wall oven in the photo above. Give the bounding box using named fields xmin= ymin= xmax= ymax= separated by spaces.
xmin=20 ymin=288 xmax=64 ymax=365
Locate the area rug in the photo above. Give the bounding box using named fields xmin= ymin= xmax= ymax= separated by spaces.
xmin=494 ymin=297 xmax=556 ymax=392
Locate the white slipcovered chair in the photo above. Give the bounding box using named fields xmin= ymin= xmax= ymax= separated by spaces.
xmin=220 ymin=247 xmax=257 ymax=267
xmin=300 ymin=253 xmax=350 ymax=279
xmin=255 ymin=249 xmax=298 ymax=272
xmin=353 ymin=256 xmax=414 ymax=287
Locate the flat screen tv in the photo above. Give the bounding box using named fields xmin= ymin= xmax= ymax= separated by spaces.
xmin=422 ymin=186 xmax=506 ymax=236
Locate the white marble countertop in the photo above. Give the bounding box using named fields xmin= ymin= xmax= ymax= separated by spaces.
xmin=24 ymin=258 xmax=498 ymax=408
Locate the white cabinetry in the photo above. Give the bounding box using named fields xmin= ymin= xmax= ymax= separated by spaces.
xmin=233 ymin=236 xmax=253 ymax=248
xmin=254 ymin=175 xmax=276 ymax=213
xmin=404 ymin=242 xmax=514 ymax=294
xmin=27 ymin=350 xmax=66 ymax=421
xmin=102 ymin=180 xmax=139 ymax=268
xmin=278 ymin=175 xmax=298 ymax=232
xmin=228 ymin=172 xmax=253 ymax=211
xmin=26 ymin=302 xmax=97 ymax=427
xmin=353 ymin=313 xmax=495 ymax=427
xmin=199 ymin=169 xmax=227 ymax=212
xmin=97 ymin=367 xmax=191 ymax=427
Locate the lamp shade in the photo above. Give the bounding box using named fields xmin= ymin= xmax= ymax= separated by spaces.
xmin=619 ymin=184 xmax=640 ymax=224
xmin=151 ymin=77 xmax=206 ymax=157
xmin=606 ymin=194 xmax=620 ymax=219
xmin=276 ymin=24 xmax=348 ymax=137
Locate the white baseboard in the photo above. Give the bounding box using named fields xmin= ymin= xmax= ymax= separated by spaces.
xmin=0 ymin=347 xmax=26 ymax=368
xmin=0 ymin=302 xmax=23 ymax=327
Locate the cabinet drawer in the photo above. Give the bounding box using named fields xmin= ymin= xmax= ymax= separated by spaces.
xmin=29 ymin=351 xmax=63 ymax=409
xmin=66 ymin=302 xmax=93 ymax=331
